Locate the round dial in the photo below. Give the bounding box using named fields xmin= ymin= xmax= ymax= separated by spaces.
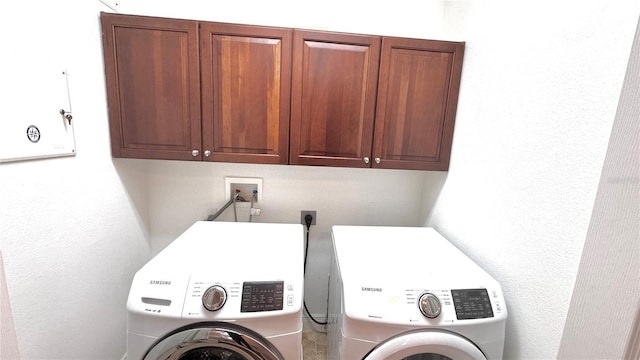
xmin=202 ymin=285 xmax=227 ymax=311
xmin=418 ymin=292 xmax=442 ymax=318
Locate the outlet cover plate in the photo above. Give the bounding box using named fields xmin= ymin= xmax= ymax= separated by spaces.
xmin=300 ymin=210 xmax=317 ymax=226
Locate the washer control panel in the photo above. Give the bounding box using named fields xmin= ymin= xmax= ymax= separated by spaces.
xmin=183 ymin=278 xmax=294 ymax=318
xmin=241 ymin=281 xmax=284 ymax=312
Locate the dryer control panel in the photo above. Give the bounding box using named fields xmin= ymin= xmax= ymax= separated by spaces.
xmin=345 ymin=283 xmax=506 ymax=326
xmin=406 ymin=287 xmax=504 ymax=321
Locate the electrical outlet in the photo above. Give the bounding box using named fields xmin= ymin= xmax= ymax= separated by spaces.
xmin=224 ymin=177 xmax=262 ymax=208
xmin=300 ymin=210 xmax=317 ymax=226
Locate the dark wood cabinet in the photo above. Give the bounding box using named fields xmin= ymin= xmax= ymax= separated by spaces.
xmin=102 ymin=13 xmax=291 ymax=163
xmin=101 ymin=13 xmax=464 ymax=170
xmin=290 ymin=31 xmax=464 ymax=170
xmin=101 ymin=13 xmax=201 ymax=161
xmin=200 ymin=23 xmax=292 ymax=164
xmin=289 ymin=30 xmax=381 ymax=168
xmin=373 ymin=37 xmax=464 ymax=170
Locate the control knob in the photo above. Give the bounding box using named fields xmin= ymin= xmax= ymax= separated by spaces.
xmin=418 ymin=292 xmax=442 ymax=318
xmin=202 ymin=285 xmax=227 ymax=311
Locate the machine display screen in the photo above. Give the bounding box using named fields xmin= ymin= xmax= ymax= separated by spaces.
xmin=451 ymin=288 xmax=494 ymax=320
xmin=241 ymin=281 xmax=284 ymax=312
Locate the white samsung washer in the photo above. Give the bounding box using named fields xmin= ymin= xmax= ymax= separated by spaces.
xmin=328 ymin=226 xmax=507 ymax=360
xmin=126 ymin=221 xmax=304 ymax=360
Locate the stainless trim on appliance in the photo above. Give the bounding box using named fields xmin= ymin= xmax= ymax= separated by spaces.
xmin=363 ymin=329 xmax=487 ymax=360
xmin=143 ymin=322 xmax=284 ymax=360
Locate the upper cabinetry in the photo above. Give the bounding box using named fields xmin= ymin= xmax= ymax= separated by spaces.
xmin=101 ymin=13 xmax=291 ymax=163
xmin=200 ymin=22 xmax=291 ymax=164
xmin=101 ymin=12 xmax=464 ymax=171
xmin=289 ymin=30 xmax=381 ymax=168
xmin=289 ymin=31 xmax=464 ymax=170
xmin=373 ymin=37 xmax=464 ymax=171
xmin=101 ymin=14 xmax=201 ymax=161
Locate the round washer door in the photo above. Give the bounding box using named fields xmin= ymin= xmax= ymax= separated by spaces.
xmin=364 ymin=329 xmax=487 ymax=360
xmin=143 ymin=322 xmax=284 ymax=360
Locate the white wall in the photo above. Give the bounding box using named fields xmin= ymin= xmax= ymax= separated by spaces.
xmin=122 ymin=0 xmax=448 ymax=38
xmin=2 ymin=0 xmax=638 ymax=359
xmin=558 ymin=17 xmax=640 ymax=359
xmin=0 ymin=1 xmax=150 ymax=359
xmin=427 ymin=1 xmax=640 ymax=359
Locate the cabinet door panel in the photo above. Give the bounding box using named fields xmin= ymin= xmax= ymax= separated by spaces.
xmin=373 ymin=38 xmax=464 ymax=170
xmin=101 ymin=13 xmax=201 ymax=160
xmin=201 ymin=23 xmax=291 ymax=164
xmin=291 ymin=30 xmax=380 ymax=167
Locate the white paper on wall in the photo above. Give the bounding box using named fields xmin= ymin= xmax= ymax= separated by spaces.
xmin=0 ymin=65 xmax=76 ymax=163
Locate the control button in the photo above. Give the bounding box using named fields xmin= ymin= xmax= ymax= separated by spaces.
xmin=202 ymin=285 xmax=227 ymax=311
xmin=418 ymin=292 xmax=442 ymax=319
xmin=287 ymin=295 xmax=294 ymax=306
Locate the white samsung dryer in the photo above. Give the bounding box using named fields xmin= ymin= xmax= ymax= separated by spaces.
xmin=328 ymin=225 xmax=507 ymax=360
xmin=126 ymin=221 xmax=304 ymax=360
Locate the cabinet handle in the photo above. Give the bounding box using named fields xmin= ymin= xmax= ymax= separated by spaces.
xmin=192 ymin=150 xmax=200 ymax=157
xmin=363 ymin=157 xmax=370 ymax=164
xmin=204 ymin=150 xmax=212 ymax=157
xmin=375 ymin=157 xmax=381 ymax=164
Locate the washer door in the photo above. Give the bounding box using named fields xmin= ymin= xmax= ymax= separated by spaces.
xmin=143 ymin=322 xmax=284 ymax=360
xmin=364 ymin=329 xmax=487 ymax=360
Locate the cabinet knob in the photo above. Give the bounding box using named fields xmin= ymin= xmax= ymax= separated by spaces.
xmin=375 ymin=157 xmax=381 ymax=164
xmin=192 ymin=150 xmax=200 ymax=157
xmin=363 ymin=157 xmax=370 ymax=164
xmin=204 ymin=150 xmax=212 ymax=157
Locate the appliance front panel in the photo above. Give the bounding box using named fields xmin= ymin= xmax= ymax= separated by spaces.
xmin=363 ymin=329 xmax=487 ymax=360
xmin=142 ymin=322 xmax=284 ymax=360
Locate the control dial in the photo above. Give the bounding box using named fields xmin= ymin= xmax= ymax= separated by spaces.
xmin=202 ymin=285 xmax=227 ymax=311
xmin=418 ymin=292 xmax=442 ymax=318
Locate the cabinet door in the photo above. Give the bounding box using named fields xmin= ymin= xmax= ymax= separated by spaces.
xmin=290 ymin=30 xmax=381 ymax=167
xmin=373 ymin=37 xmax=464 ymax=170
xmin=200 ymin=23 xmax=292 ymax=164
xmin=101 ymin=13 xmax=201 ymax=160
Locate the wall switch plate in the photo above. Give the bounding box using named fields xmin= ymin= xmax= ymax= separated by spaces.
xmin=300 ymin=210 xmax=316 ymax=226
xmin=225 ymin=177 xmax=262 ymax=208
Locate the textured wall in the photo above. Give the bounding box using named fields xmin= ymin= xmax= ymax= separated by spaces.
xmin=427 ymin=1 xmax=640 ymax=359
xmin=0 ymin=253 xmax=19 ymax=359
xmin=0 ymin=1 xmax=150 ymax=358
xmin=557 ymin=16 xmax=640 ymax=359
